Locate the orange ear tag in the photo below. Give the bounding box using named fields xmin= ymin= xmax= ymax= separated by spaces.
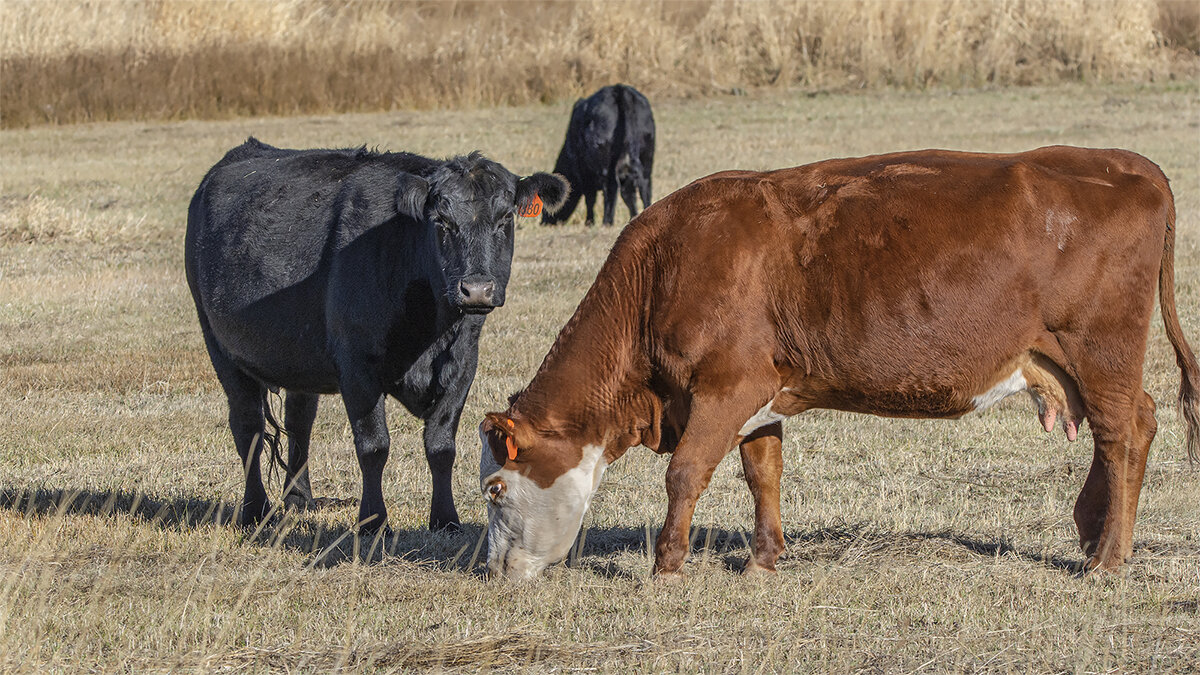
xmin=517 ymin=194 xmax=543 ymax=218
xmin=505 ymin=436 xmax=518 ymax=461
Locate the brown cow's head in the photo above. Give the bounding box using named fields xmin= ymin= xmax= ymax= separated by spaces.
xmin=477 ymin=412 xmax=613 ymax=580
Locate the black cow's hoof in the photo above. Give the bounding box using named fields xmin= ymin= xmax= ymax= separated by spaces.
xmin=430 ymin=518 xmax=463 ymax=534
xmin=357 ymin=525 xmax=394 ymax=540
xmin=238 ymin=500 xmax=272 ymax=528
xmin=283 ymin=492 xmax=315 ymax=511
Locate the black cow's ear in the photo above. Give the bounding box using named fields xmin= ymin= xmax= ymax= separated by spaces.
xmin=394 ymin=174 xmax=430 ymax=220
xmin=516 ymin=173 xmax=569 ymax=213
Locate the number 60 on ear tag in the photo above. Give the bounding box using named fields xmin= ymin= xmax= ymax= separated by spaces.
xmin=518 ymin=194 xmax=543 ymax=218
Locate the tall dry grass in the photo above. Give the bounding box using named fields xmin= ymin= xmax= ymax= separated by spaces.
xmin=2 ymin=0 xmax=1194 ymax=128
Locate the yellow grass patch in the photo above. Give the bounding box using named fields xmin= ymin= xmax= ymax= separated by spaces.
xmin=2 ymin=0 xmax=1195 ymax=127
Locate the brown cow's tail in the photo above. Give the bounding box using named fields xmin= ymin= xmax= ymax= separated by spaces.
xmin=1159 ymin=198 xmax=1200 ymax=464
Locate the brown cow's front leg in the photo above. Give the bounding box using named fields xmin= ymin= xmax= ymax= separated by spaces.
xmin=654 ymin=391 xmax=769 ymax=577
xmin=739 ymin=422 xmax=785 ymax=573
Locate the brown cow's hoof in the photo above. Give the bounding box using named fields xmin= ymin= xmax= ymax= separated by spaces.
xmin=743 ymin=561 xmax=777 ymax=576
xmin=1083 ymin=554 xmax=1130 ymax=576
xmin=652 ymin=569 xmax=686 ymax=584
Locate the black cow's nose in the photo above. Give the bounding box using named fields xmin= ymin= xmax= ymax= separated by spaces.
xmin=459 ymin=279 xmax=495 ymax=306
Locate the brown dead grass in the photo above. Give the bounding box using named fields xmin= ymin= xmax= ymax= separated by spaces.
xmin=2 ymin=0 xmax=1197 ymax=127
xmin=0 ymin=82 xmax=1198 ymax=672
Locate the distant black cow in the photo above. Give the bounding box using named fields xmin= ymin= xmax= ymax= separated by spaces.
xmin=185 ymin=138 xmax=567 ymax=532
xmin=542 ymin=84 xmax=655 ymax=227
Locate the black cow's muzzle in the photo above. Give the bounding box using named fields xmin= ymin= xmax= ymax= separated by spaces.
xmin=457 ymin=277 xmax=498 ymax=313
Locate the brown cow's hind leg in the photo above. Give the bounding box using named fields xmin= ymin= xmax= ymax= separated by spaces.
xmin=739 ymin=422 xmax=786 ymax=573
xmin=1075 ymin=390 xmax=1155 ymax=571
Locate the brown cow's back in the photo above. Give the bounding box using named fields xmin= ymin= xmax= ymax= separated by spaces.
xmin=635 ymin=147 xmax=1171 ymax=421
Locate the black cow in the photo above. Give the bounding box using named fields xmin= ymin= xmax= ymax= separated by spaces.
xmin=542 ymin=84 xmax=655 ymax=227
xmin=185 ymin=137 xmax=567 ymax=532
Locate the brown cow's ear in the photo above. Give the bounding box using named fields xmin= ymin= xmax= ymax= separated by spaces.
xmin=484 ymin=412 xmax=523 ymax=462
xmin=484 ymin=412 xmax=511 ymax=434
xmin=516 ymin=173 xmax=569 ymax=213
xmin=482 ymin=413 xmax=511 ymax=464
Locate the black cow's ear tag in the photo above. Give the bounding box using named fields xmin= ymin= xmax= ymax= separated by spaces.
xmin=517 ymin=195 xmax=543 ymax=218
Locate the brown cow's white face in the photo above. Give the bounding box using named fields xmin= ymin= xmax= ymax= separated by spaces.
xmin=478 ymin=425 xmax=608 ymax=581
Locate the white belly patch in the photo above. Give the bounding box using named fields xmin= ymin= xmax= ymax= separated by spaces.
xmin=739 ymin=397 xmax=787 ymax=435
xmin=971 ymin=369 xmax=1028 ymax=411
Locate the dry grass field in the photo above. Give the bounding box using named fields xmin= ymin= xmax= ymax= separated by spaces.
xmin=3 ymin=0 xmax=1198 ymax=128
xmin=2 ymin=82 xmax=1199 ymax=671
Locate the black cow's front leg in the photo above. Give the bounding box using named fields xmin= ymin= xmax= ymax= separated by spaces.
xmin=341 ymin=387 xmax=390 ymax=533
xmin=422 ymin=377 xmax=476 ymax=531
xmin=422 ymin=320 xmax=484 ymax=531
xmin=423 ymin=408 xmax=463 ymax=532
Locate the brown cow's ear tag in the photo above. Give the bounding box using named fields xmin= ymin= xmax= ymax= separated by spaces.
xmin=502 ymin=418 xmax=519 ymax=460
xmin=517 ymin=194 xmax=543 ymax=218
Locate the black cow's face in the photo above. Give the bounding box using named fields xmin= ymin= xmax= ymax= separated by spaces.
xmin=396 ymin=154 xmax=568 ymax=314
xmin=615 ymin=154 xmax=643 ymax=205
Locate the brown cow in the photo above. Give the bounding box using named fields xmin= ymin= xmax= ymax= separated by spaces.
xmin=479 ymin=146 xmax=1199 ymax=580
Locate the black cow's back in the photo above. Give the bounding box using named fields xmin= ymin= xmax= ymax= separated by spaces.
xmin=545 ymin=85 xmax=655 ymax=225
xmin=185 ymin=139 xmax=441 ymax=391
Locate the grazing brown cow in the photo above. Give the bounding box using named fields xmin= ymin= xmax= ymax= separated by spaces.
xmin=479 ymin=146 xmax=1199 ymax=580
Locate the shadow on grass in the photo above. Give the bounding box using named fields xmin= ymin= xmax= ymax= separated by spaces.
xmin=0 ymin=486 xmax=487 ymax=572
xmin=567 ymin=521 xmax=1087 ymax=579
xmin=0 ymin=486 xmax=1085 ymax=577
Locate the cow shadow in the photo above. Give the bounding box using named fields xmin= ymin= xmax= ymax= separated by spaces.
xmin=566 ymin=521 xmax=1087 ymax=580
xmin=0 ymin=487 xmax=1085 ymax=578
xmin=0 ymin=486 xmax=489 ymax=572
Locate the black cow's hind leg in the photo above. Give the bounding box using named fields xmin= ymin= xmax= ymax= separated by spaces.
xmin=283 ymin=392 xmax=319 ymax=510
xmin=639 ymin=175 xmax=652 ymax=211
xmin=584 ymin=190 xmax=597 ymax=227
xmin=602 ymin=172 xmax=619 ymax=226
xmin=220 ymin=368 xmax=270 ymax=527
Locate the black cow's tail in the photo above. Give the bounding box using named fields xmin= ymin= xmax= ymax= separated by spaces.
xmin=1158 ymin=195 xmax=1200 ymax=465
xmin=261 ymin=389 xmax=290 ymax=484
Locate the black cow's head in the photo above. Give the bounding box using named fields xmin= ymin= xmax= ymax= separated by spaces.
xmin=395 ymin=153 xmax=567 ymax=314
xmin=615 ymin=153 xmax=643 ymax=210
